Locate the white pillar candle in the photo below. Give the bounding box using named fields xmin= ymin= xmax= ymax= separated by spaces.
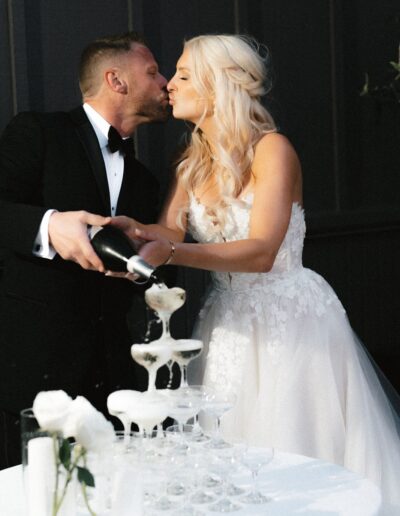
xmin=27 ymin=436 xmax=56 ymax=516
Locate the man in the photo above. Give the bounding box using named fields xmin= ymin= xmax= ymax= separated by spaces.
xmin=0 ymin=32 xmax=170 ymax=468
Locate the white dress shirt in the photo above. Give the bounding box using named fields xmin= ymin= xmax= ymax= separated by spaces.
xmin=33 ymin=103 xmax=126 ymax=259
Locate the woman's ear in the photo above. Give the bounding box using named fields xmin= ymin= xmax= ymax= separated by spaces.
xmin=105 ymin=69 xmax=127 ymax=94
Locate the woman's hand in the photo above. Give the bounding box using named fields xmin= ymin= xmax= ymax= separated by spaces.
xmin=108 ymin=215 xmax=141 ymax=241
xmin=108 ymin=215 xmax=147 ymax=249
xmin=135 ymin=228 xmax=174 ymax=267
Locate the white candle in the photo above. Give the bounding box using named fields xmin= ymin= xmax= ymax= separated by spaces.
xmin=27 ymin=436 xmax=56 ymax=516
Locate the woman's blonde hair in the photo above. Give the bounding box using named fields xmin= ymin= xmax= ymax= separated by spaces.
xmin=176 ymin=34 xmax=276 ymax=229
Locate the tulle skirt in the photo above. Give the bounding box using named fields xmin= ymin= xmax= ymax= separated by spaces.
xmin=189 ymin=268 xmax=400 ymax=515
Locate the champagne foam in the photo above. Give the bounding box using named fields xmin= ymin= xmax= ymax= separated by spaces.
xmin=145 ymin=283 xmax=186 ymax=314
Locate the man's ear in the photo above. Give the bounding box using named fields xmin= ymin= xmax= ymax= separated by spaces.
xmin=105 ymin=69 xmax=127 ymax=94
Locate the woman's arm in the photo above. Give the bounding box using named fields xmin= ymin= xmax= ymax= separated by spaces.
xmin=109 ymin=176 xmax=188 ymax=244
xmin=138 ymin=133 xmax=302 ymax=272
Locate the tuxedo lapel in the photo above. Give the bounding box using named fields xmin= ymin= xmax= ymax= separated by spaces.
xmin=116 ymin=155 xmax=159 ymax=223
xmin=69 ymin=107 xmax=111 ymax=213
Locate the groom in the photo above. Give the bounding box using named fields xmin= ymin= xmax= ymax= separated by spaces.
xmin=0 ymin=31 xmax=170 ymax=468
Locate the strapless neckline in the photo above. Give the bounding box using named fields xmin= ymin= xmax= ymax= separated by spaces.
xmin=190 ymin=192 xmax=304 ymax=214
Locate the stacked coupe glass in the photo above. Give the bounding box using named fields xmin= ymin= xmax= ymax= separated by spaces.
xmin=101 ymin=284 xmax=274 ymax=515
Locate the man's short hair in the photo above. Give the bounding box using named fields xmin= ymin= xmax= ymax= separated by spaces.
xmin=79 ymin=31 xmax=145 ymax=97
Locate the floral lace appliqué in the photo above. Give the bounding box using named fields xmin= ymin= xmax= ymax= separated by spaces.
xmin=189 ymin=197 xmax=345 ymax=366
xmin=204 ymin=326 xmax=249 ymax=393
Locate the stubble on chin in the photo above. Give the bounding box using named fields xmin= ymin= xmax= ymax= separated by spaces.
xmin=135 ymin=98 xmax=172 ymax=123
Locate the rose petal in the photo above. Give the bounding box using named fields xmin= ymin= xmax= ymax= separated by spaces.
xmin=64 ymin=396 xmax=114 ymax=451
xmin=32 ymin=390 xmax=73 ymax=433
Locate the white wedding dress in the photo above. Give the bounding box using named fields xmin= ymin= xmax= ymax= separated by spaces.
xmin=188 ymin=193 xmax=400 ymax=515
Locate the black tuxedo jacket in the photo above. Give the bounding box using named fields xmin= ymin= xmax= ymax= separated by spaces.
xmin=0 ymin=107 xmax=160 ymax=413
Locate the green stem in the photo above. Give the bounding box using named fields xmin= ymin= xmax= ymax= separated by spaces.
xmin=81 ymin=481 xmax=96 ymax=516
xmin=53 ymin=446 xmax=85 ymax=515
xmin=81 ymin=451 xmax=97 ymax=516
xmin=51 ymin=440 xmax=97 ymax=516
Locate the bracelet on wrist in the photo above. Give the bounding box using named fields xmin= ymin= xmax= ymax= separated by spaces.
xmin=162 ymin=240 xmax=176 ymax=266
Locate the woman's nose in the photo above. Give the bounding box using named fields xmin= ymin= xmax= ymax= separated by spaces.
xmin=167 ymin=78 xmax=175 ymax=92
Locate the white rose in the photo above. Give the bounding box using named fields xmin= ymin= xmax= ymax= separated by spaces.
xmin=32 ymin=390 xmax=73 ymax=433
xmin=63 ymin=396 xmax=114 ymax=451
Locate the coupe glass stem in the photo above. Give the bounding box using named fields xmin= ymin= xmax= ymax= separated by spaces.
xmin=161 ymin=313 xmax=174 ymax=388
xmin=180 ymin=365 xmax=189 ymax=388
xmin=193 ymin=413 xmax=201 ymax=432
xmin=251 ymin=470 xmax=258 ymax=495
xmin=122 ymin=421 xmax=131 ymax=446
xmin=213 ymin=416 xmax=222 ymax=443
xmin=167 ymin=360 xmax=173 ymax=389
xmin=160 ymin=313 xmax=171 ymax=339
xmin=148 ymin=369 xmax=157 ymax=391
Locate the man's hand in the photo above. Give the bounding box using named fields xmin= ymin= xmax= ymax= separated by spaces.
xmin=48 ymin=211 xmax=110 ymax=271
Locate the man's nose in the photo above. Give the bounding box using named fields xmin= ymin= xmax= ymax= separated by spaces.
xmin=158 ymin=73 xmax=168 ymax=88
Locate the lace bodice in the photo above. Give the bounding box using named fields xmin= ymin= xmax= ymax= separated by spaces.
xmin=188 ymin=193 xmax=306 ymax=291
xmin=188 ymin=192 xmax=344 ymax=387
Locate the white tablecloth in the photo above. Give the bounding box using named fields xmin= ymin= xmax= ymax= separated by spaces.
xmin=0 ymin=451 xmax=381 ymax=515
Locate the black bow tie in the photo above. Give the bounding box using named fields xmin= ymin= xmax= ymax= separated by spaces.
xmin=108 ymin=126 xmax=135 ymax=157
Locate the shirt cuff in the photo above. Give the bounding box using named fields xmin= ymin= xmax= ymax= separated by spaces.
xmin=33 ymin=209 xmax=57 ymax=259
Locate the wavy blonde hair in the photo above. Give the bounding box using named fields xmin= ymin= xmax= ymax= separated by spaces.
xmin=176 ymin=34 xmax=276 ymax=229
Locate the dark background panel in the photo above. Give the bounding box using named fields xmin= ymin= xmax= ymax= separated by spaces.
xmin=239 ymin=0 xmax=337 ymax=213
xmin=0 ymin=0 xmax=14 ymax=126
xmin=7 ymin=0 xmax=29 ymax=114
xmin=0 ymin=0 xmax=399 ymax=388
xmin=39 ymin=0 xmax=130 ymax=112
xmin=304 ymin=225 xmax=400 ymax=391
xmin=12 ymin=0 xmax=131 ymax=114
xmin=341 ymin=0 xmax=400 ymax=210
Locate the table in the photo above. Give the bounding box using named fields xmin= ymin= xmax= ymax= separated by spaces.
xmin=0 ymin=451 xmax=381 ymax=515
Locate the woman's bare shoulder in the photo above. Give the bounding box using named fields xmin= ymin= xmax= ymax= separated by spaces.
xmin=254 ymin=132 xmax=297 ymax=159
xmin=252 ymin=133 xmax=301 ymax=177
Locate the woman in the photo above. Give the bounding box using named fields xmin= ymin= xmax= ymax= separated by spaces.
xmin=111 ymin=34 xmax=400 ymax=513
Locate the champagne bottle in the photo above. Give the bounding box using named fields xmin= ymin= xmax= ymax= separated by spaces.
xmin=88 ymin=225 xmax=155 ymax=280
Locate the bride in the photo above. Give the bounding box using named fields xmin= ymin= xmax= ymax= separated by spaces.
xmin=111 ymin=34 xmax=400 ymax=514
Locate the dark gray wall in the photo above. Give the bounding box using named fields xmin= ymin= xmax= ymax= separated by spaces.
xmin=1 ymin=0 xmax=399 ymax=388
